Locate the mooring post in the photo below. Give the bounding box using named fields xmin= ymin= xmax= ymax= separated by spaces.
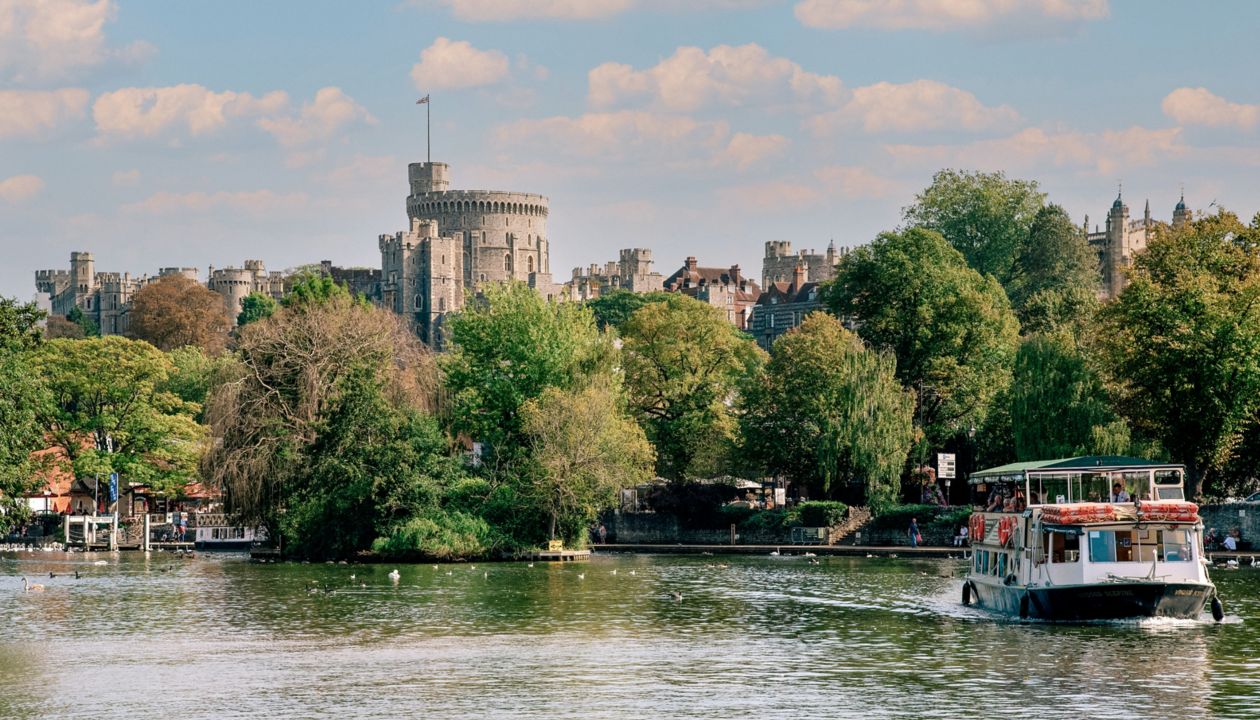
xmin=63 ymin=515 xmax=70 ymax=545
xmin=109 ymin=516 xmax=118 ymax=551
xmin=142 ymin=514 xmax=150 ymax=552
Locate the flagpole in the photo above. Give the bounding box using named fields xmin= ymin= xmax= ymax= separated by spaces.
xmin=427 ymin=96 xmax=431 ymax=163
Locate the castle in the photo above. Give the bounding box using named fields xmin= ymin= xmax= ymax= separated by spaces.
xmin=762 ymin=241 xmax=842 ymax=288
xmin=1086 ymin=191 xmax=1190 ymax=299
xmin=36 ymin=253 xmax=201 ymax=335
xmin=563 ymin=248 xmax=665 ymax=301
xmin=377 ymin=161 xmax=557 ymax=347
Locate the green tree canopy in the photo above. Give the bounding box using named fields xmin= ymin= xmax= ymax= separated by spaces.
xmin=0 ymin=298 xmax=48 ymax=532
xmin=1009 ymin=334 xmax=1132 ymax=461
xmin=1008 ymin=204 xmax=1101 ymax=336
xmin=442 ymin=281 xmax=614 ymax=467
xmin=619 ymin=293 xmax=765 ymax=480
xmin=282 ymin=276 xmax=368 ymax=310
xmin=740 ymin=313 xmax=914 ymax=508
xmin=66 ymin=305 xmax=98 ymax=337
xmin=1095 ymin=210 xmax=1260 ymax=499
xmin=237 ymin=292 xmax=278 ymax=326
xmin=28 ymin=337 xmax=203 ymax=496
xmin=522 ymin=380 xmax=655 ymax=542
xmin=903 ymin=169 xmax=1046 ymax=284
xmin=824 ymin=228 xmax=1020 ymax=449
xmin=586 ymin=289 xmax=674 ymax=330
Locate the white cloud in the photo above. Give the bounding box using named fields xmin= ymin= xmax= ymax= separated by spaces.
xmin=411 ymin=37 xmax=511 ymax=91
xmin=716 ymin=132 xmax=790 ymax=169
xmin=0 ymin=0 xmax=153 ymax=82
xmin=794 ymin=0 xmax=1108 ymax=33
xmin=0 ymin=173 xmax=44 ymax=203
xmin=256 ymin=87 xmax=375 ymax=147
xmin=110 ymin=168 xmax=140 ymax=186
xmin=121 ymin=189 xmax=309 ymax=216
xmin=589 ymin=43 xmax=843 ymax=112
xmin=1162 ymin=87 xmax=1259 ymax=131
xmin=433 ymin=0 xmax=634 ymax=21
xmin=809 ymin=79 xmax=1020 ymax=134
xmin=0 ymin=88 xmax=89 ymax=138
xmin=92 ymin=84 xmax=288 ymax=139
xmin=884 ymin=125 xmax=1185 ymax=176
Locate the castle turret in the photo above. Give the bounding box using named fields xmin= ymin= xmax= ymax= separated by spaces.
xmin=71 ymin=251 xmax=95 ymax=294
xmin=1173 ymin=191 xmax=1190 ymax=229
xmin=408 ymin=161 xmax=450 ymax=195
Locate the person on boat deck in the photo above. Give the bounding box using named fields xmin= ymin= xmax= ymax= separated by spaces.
xmin=986 ymin=489 xmax=1006 ymax=512
xmin=1110 ymin=483 xmax=1131 ymax=503
xmin=1028 ymin=491 xmax=1041 ymax=505
xmin=1012 ymin=489 xmax=1027 ymax=513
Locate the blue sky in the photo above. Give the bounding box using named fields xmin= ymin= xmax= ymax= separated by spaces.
xmin=3 ymin=0 xmax=1260 ymax=300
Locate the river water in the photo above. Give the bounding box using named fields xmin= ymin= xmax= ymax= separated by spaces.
xmin=2 ymin=550 xmax=1257 ymax=719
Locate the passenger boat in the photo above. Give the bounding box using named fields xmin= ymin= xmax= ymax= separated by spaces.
xmin=961 ymin=456 xmax=1224 ymax=622
xmin=193 ymin=513 xmax=268 ymax=551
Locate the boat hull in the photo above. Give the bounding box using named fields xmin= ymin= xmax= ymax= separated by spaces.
xmin=968 ymin=579 xmax=1213 ymax=621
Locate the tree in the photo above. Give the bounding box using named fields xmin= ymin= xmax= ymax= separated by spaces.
xmin=203 ymin=295 xmax=438 ymax=528
xmin=28 ymin=337 xmax=204 ymax=497
xmin=1095 ymin=210 xmax=1260 ymax=499
xmin=903 ymin=169 xmax=1045 ymax=284
xmin=45 ymin=315 xmax=86 ymax=339
xmin=127 ymin=274 xmax=231 ymax=354
xmin=741 ymin=313 xmax=914 ymax=508
xmin=282 ymin=276 xmax=367 ymax=310
xmin=442 ymin=281 xmax=614 ymax=468
xmin=1008 ymin=204 xmax=1100 ymax=336
xmin=824 ymin=228 xmax=1020 ymax=450
xmin=586 ymin=289 xmax=674 ymax=330
xmin=237 ymin=292 xmax=277 ymax=326
xmin=66 ymin=306 xmax=98 ymax=337
xmin=619 ymin=293 xmax=765 ymax=480
xmin=522 ymin=381 xmax=654 ymax=542
xmin=163 ymin=346 xmax=236 ymax=422
xmin=1008 ymin=334 xmax=1131 ymax=461
xmin=0 ymin=299 xmax=47 ymax=532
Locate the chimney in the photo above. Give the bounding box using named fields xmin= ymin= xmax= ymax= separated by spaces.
xmin=729 ymin=264 xmax=741 ymax=283
xmin=792 ymin=264 xmax=806 ymax=292
xmin=685 ymin=256 xmax=697 ymax=272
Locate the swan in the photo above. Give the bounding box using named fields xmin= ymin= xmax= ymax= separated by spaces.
xmin=527 ymin=563 xmax=534 ymax=568
xmin=668 ymin=591 xmax=683 ymax=601
xmin=577 ymin=573 xmax=586 ymax=580
xmin=388 ymin=569 xmax=401 ymax=582
xmin=610 ymin=569 xmax=618 ymax=575
xmin=21 ymin=578 xmax=45 ymax=593
xmin=628 ymin=569 xmax=636 ymax=575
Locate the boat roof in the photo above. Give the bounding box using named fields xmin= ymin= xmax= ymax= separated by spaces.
xmin=969 ymin=455 xmax=1184 ymax=484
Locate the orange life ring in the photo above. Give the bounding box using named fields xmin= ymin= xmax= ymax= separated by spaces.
xmin=997 ymin=517 xmax=1016 ymax=547
xmin=971 ymin=514 xmax=986 ymax=543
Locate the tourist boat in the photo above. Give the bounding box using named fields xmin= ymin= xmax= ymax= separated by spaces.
xmin=961 ymin=456 xmax=1224 ymax=622
xmin=193 ymin=513 xmax=267 ymax=551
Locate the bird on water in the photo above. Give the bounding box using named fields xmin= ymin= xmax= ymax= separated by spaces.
xmin=388 ymin=569 xmax=401 ymax=582
xmin=21 ymin=578 xmax=45 ymax=593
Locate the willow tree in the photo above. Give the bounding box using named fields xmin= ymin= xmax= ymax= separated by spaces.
xmin=741 ymin=313 xmax=914 ymax=508
xmin=1095 ymin=210 xmax=1260 ymax=499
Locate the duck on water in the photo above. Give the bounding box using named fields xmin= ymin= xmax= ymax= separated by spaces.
xmin=959 ymin=456 xmax=1225 ymax=623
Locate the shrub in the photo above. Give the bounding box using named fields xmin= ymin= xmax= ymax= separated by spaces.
xmin=372 ymin=510 xmax=494 ymax=561
xmin=870 ymin=504 xmax=940 ymax=530
xmin=738 ymin=507 xmax=801 ymax=536
xmin=931 ymin=507 xmax=974 ymax=532
xmin=798 ymin=501 xmax=849 ymax=528
xmin=716 ymin=504 xmax=757 ymax=527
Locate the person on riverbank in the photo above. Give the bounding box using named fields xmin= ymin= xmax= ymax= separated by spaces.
xmin=908 ymin=518 xmax=921 ymax=548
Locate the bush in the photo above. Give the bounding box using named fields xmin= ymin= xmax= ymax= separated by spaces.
xmin=931 ymin=506 xmax=974 ymax=532
xmin=870 ymin=504 xmax=941 ymax=530
xmin=645 ymin=482 xmax=739 ymax=529
xmin=738 ymin=507 xmax=801 ymax=536
xmin=798 ymin=501 xmax=849 ymax=528
xmin=716 ymin=504 xmax=757 ymax=527
xmin=372 ymin=510 xmax=495 ymax=561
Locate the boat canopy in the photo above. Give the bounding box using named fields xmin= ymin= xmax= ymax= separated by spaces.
xmin=968 ymin=456 xmax=1184 ymax=485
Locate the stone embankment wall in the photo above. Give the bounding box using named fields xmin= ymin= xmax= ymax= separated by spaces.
xmin=1199 ymin=503 xmax=1260 ymax=548
xmin=845 ymin=524 xmax=957 ymax=548
xmin=606 ymin=507 xmax=874 ymax=546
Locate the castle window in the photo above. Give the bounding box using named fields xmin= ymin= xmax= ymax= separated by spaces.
xmin=439 ymin=297 xmax=446 ymax=312
xmin=528 ymin=256 xmax=534 ymax=273
xmin=504 ymin=254 xmax=513 ymax=272
xmin=414 ymin=295 xmax=422 ymax=311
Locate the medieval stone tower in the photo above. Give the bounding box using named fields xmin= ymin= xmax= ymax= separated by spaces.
xmin=761 ymin=240 xmax=841 ymax=288
xmin=379 ymin=161 xmax=556 ymax=347
xmin=1085 ymin=191 xmax=1191 ymax=299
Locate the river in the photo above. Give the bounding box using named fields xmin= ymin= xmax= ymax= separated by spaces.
xmin=2 ymin=550 xmax=1257 ymax=719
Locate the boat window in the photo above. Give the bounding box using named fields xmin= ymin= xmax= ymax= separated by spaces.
xmin=1160 ymin=529 xmax=1192 ymax=562
xmin=1036 ymin=475 xmax=1070 ymax=504
xmin=1074 ymin=473 xmax=1112 ymax=503
xmin=1047 ymin=531 xmax=1080 ymax=563
xmin=996 ymin=553 xmax=1007 ymax=577
xmin=1154 ymin=469 xmax=1183 ymax=485
xmin=1156 ymin=486 xmax=1185 ymax=501
xmin=1088 ymin=530 xmax=1138 ymax=562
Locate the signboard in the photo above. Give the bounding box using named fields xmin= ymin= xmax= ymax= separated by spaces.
xmin=108 ymin=473 xmax=118 ymax=502
xmin=937 ymin=453 xmax=957 ymax=480
xmin=774 ymin=488 xmax=786 ymax=507
xmin=547 ymin=539 xmax=563 ymax=552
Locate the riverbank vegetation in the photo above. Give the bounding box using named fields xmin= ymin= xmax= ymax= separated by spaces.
xmin=5 ymin=169 xmax=1260 ymax=549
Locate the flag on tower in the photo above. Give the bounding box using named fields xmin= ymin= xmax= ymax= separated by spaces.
xmin=416 ymin=95 xmax=430 ymax=104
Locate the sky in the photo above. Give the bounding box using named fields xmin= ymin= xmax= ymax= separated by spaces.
xmin=3 ymin=0 xmax=1260 ymax=300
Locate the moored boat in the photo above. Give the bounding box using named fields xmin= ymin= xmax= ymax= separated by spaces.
xmin=961 ymin=456 xmax=1224 ymax=622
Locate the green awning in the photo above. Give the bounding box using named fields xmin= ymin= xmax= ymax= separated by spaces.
xmin=969 ymin=456 xmax=1183 ymax=484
